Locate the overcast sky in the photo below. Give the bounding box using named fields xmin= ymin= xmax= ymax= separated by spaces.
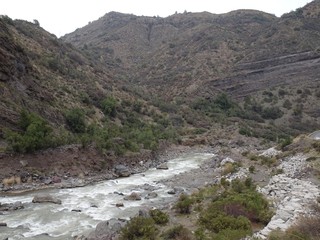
xmin=1 ymin=0 xmax=313 ymax=37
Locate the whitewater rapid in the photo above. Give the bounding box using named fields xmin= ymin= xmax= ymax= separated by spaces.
xmin=0 ymin=152 xmax=215 ymax=240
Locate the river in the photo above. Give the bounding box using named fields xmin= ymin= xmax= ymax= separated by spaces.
xmin=0 ymin=152 xmax=215 ymax=240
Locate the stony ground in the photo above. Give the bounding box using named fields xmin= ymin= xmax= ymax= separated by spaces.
xmin=151 ymin=144 xmax=320 ymax=240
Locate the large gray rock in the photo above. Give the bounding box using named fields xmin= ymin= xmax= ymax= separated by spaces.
xmin=145 ymin=192 xmax=158 ymax=199
xmin=114 ymin=165 xmax=131 ymax=177
xmin=32 ymin=194 xmax=62 ymax=204
xmin=124 ymin=192 xmax=141 ymax=201
xmin=156 ymin=163 xmax=169 ymax=170
xmin=87 ymin=218 xmax=126 ymax=240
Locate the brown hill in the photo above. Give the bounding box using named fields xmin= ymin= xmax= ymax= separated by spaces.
xmin=0 ymin=16 xmax=177 ymax=156
xmin=2 ymin=0 xmax=320 ymax=155
xmin=62 ymin=2 xmax=320 ymax=101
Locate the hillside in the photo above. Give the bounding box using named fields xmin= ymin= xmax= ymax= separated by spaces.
xmin=62 ymin=1 xmax=320 ymax=100
xmin=1 ymin=2 xmax=320 ymax=240
xmin=1 ymin=1 xmax=320 ymax=179
xmin=62 ymin=1 xmax=320 ymax=137
xmin=0 ymin=16 xmax=182 ymax=179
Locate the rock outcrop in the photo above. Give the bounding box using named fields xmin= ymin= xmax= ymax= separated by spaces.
xmin=87 ymin=218 xmax=126 ymax=240
xmin=114 ymin=165 xmax=131 ymax=177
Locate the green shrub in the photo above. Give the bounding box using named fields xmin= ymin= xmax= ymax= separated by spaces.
xmin=119 ymin=216 xmax=157 ymax=240
xmin=261 ymin=107 xmax=283 ymax=120
xmin=259 ymin=156 xmax=277 ymax=167
xmin=175 ymin=194 xmax=194 ymax=214
xmin=222 ymin=162 xmax=238 ymax=175
xmin=278 ymin=89 xmax=286 ymax=97
xmin=239 ymin=127 xmax=253 ymax=137
xmin=1 ymin=15 xmax=14 ymax=25
xmin=312 ymin=141 xmax=320 ymax=152
xmin=149 ymin=209 xmax=169 ymax=225
xmin=214 ymin=229 xmax=252 ymax=240
xmin=283 ymin=99 xmax=292 ymax=109
xmin=101 ymin=96 xmax=117 ymax=117
xmin=279 ymin=136 xmax=292 ymax=150
xmin=199 ymin=179 xmax=272 ymax=238
xmin=200 ymin=212 xmax=251 ymax=235
xmin=249 ymin=166 xmax=255 ymax=173
xmin=214 ymin=93 xmax=233 ymax=110
xmin=220 ymin=177 xmax=230 ymax=188
xmin=65 ymin=108 xmax=86 ymax=133
xmin=161 ymin=225 xmax=193 ymax=240
xmin=5 ymin=110 xmax=53 ymax=153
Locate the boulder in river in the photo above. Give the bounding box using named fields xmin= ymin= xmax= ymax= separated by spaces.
xmin=0 ymin=222 xmax=7 ymax=227
xmin=114 ymin=165 xmax=131 ymax=177
xmin=115 ymin=203 xmax=124 ymax=207
xmin=87 ymin=218 xmax=126 ymax=240
xmin=145 ymin=192 xmax=158 ymax=199
xmin=72 ymin=209 xmax=82 ymax=212
xmin=156 ymin=163 xmax=169 ymax=170
xmin=124 ymin=192 xmax=141 ymax=201
xmin=32 ymin=194 xmax=62 ymax=204
xmin=167 ymin=187 xmax=185 ymax=195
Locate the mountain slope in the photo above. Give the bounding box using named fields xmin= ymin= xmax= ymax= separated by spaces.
xmin=0 ymin=16 xmax=179 ymax=157
xmin=62 ymin=0 xmax=320 ymax=139
xmin=62 ymin=1 xmax=320 ymax=101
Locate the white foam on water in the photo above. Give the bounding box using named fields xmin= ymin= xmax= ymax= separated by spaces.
xmin=0 ymin=153 xmax=215 ymax=239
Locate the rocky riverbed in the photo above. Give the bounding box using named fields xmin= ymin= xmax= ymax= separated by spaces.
xmin=0 ymin=148 xmax=217 ymax=240
xmin=81 ymin=145 xmax=320 ymax=240
xmin=1 ymin=143 xmax=319 ymax=240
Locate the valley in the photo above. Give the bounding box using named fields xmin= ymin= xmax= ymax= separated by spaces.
xmin=1 ymin=0 xmax=320 ymax=239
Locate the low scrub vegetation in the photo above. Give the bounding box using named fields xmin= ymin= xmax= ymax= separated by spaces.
xmin=119 ymin=216 xmax=158 ymax=240
xmin=149 ymin=209 xmax=169 ymax=225
xmin=4 ymin=110 xmax=55 ymax=153
xmin=197 ymin=178 xmax=272 ymax=240
xmin=119 ymin=179 xmax=272 ymax=240
xmin=161 ymin=225 xmax=193 ymax=240
xmin=4 ymin=97 xmax=178 ymax=155
xmin=174 ymin=193 xmax=194 ymax=214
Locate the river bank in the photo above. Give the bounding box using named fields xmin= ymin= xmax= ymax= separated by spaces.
xmin=0 ymin=144 xmax=215 ymax=194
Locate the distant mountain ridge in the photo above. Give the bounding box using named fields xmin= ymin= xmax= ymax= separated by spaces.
xmin=62 ymin=0 xmax=320 ymax=100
